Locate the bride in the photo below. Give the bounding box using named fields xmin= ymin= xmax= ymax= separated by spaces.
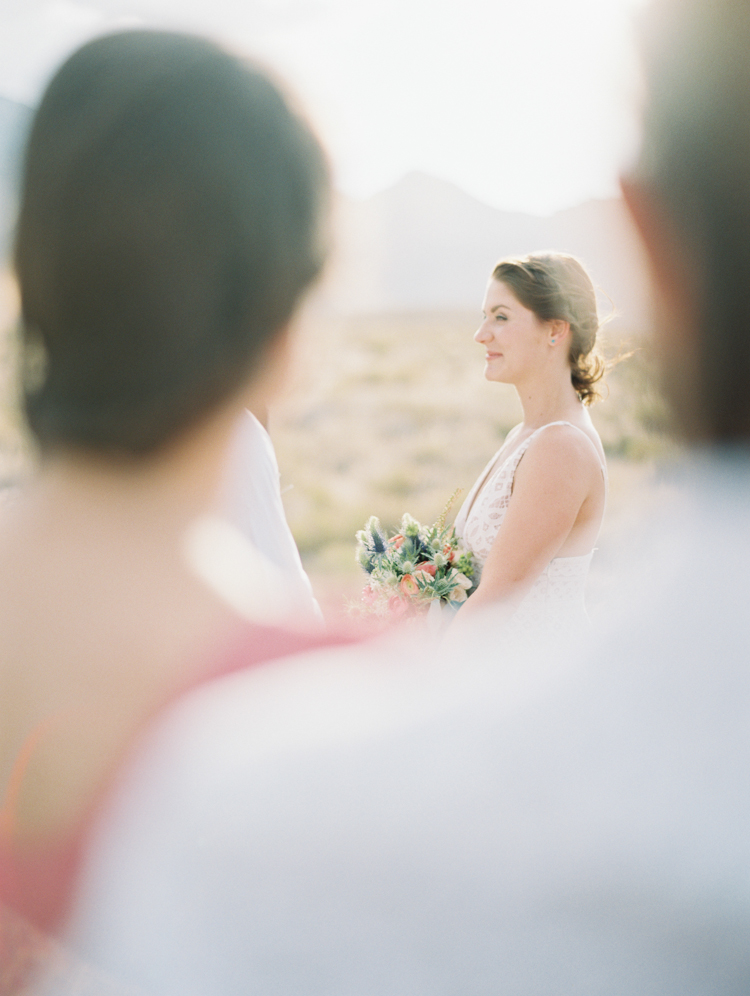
xmin=453 ymin=252 xmax=607 ymax=637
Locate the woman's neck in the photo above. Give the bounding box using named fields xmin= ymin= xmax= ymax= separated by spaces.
xmin=514 ymin=371 xmax=583 ymax=430
xmin=21 ymin=402 xmax=243 ymax=549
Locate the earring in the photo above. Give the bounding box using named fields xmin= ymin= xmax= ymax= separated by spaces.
xmin=550 ymin=338 xmax=556 ymax=344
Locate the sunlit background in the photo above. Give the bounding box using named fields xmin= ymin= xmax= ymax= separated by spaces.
xmin=0 ymin=0 xmax=672 ymax=617
xmin=2 ymin=0 xmax=648 ymax=212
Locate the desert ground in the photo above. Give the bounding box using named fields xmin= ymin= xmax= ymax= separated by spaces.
xmin=0 ymin=272 xmax=678 ymax=622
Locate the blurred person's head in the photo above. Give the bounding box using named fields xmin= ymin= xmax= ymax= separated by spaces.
xmin=623 ymin=0 xmax=750 ymax=442
xmin=484 ymin=252 xmax=604 ymax=405
xmin=14 ymin=30 xmax=329 ymax=457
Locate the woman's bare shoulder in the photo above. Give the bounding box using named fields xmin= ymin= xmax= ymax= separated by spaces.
xmin=517 ymin=422 xmax=605 ymax=486
xmin=534 ymin=421 xmax=604 ymax=465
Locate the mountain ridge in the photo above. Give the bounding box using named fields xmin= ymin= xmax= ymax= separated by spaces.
xmin=328 ymin=171 xmax=649 ymax=329
xmin=0 ymin=102 xmax=649 ymax=331
xmin=0 ymin=96 xmax=33 ymax=256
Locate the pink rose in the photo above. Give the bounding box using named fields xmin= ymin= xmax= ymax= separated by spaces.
xmin=399 ymin=574 xmax=418 ymax=596
xmin=391 ymin=534 xmax=405 ymax=549
xmin=415 ymin=562 xmax=436 ymax=577
xmin=388 ymin=595 xmax=408 ymax=616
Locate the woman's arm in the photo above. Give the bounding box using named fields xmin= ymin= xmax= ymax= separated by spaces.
xmin=457 ymin=425 xmax=602 ymax=621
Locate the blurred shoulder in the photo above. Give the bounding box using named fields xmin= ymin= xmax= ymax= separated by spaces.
xmin=117 ymin=631 xmax=451 ymax=788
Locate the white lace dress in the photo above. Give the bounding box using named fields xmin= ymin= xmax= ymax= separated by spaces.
xmin=454 ymin=421 xmax=606 ymax=640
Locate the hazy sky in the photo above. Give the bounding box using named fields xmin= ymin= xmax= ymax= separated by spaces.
xmin=0 ymin=0 xmax=649 ymax=214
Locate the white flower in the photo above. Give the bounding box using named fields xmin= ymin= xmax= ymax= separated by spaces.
xmin=400 ymin=513 xmax=420 ymax=538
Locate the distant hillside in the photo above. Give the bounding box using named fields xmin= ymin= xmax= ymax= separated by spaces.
xmin=328 ymin=172 xmax=650 ymax=331
xmin=0 ymin=96 xmax=31 ymax=178
xmin=0 ymin=108 xmax=649 ymax=332
xmin=0 ymin=96 xmax=32 ymax=256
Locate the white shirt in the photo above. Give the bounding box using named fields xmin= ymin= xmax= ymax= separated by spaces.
xmin=221 ymin=409 xmax=321 ymax=623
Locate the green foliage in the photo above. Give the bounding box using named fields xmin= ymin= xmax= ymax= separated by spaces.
xmin=353 ymin=509 xmax=478 ymax=616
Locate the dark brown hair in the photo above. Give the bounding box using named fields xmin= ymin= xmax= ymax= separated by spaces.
xmin=492 ymin=252 xmax=605 ymax=405
xmin=14 ymin=30 xmax=330 ymax=455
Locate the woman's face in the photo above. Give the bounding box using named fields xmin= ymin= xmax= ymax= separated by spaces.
xmin=474 ymin=280 xmax=551 ymax=385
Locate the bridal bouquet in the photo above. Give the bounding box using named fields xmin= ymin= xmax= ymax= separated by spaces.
xmin=354 ymin=503 xmax=478 ymax=619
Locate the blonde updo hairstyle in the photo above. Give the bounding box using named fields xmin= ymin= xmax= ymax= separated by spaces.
xmin=492 ymin=252 xmax=605 ymax=405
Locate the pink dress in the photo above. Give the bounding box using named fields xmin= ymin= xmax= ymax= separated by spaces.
xmin=0 ymin=623 xmax=359 ymax=989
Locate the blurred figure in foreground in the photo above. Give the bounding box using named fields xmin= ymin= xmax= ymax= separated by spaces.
xmin=0 ymin=27 xmax=335 ymax=986
xmin=66 ymin=0 xmax=750 ymax=993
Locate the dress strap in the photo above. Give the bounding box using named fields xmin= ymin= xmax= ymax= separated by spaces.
xmin=527 ymin=421 xmax=607 ymax=478
xmin=455 ymin=420 xmax=607 ymax=538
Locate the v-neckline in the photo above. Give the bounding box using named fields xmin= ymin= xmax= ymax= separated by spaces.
xmin=459 ymin=427 xmax=533 ymax=526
